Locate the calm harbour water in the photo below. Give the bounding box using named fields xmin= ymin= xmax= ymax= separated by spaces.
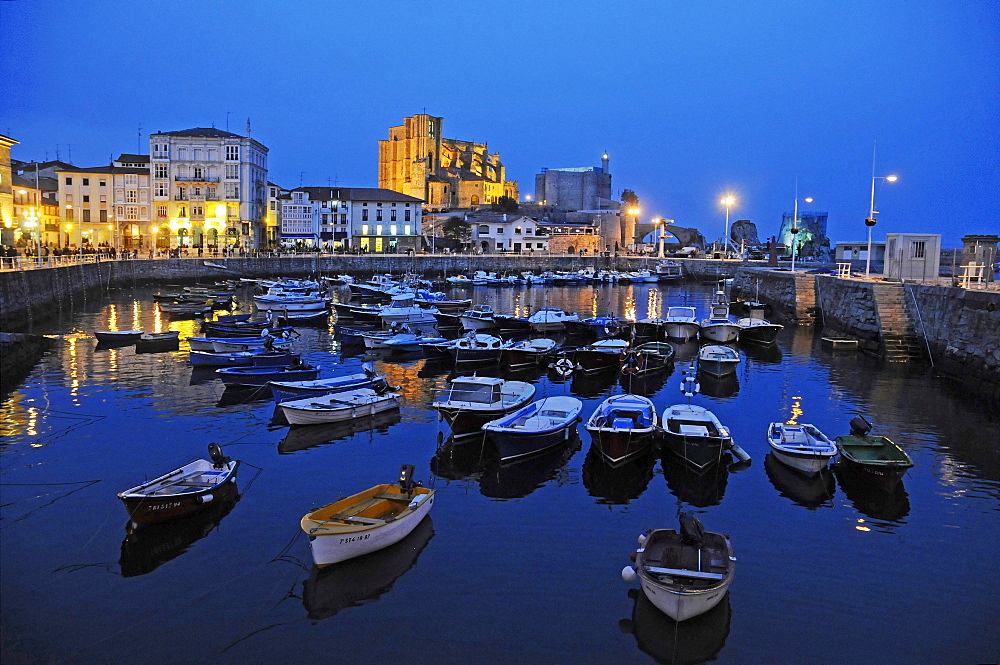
xmin=1 ymin=281 xmax=999 ymax=665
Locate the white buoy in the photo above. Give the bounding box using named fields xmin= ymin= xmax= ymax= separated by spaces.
xmin=621 ymin=566 xmax=637 ymax=582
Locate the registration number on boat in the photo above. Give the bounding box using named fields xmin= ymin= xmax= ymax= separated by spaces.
xmin=339 ymin=534 xmax=371 ymax=544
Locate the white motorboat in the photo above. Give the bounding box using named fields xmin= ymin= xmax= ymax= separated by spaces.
xmin=766 ymin=422 xmax=838 ymax=475
xmin=279 ymin=387 xmax=401 ymax=426
xmin=378 ymin=294 xmax=438 ymax=325
xmin=459 ymin=304 xmax=499 ymax=331
xmin=699 ymin=291 xmax=740 ymax=343
xmin=450 ymin=332 xmax=511 ymax=366
xmin=502 ymin=338 xmax=559 ymax=370
xmin=528 ymin=307 xmax=580 ymax=332
xmin=268 ymin=371 xmax=388 ymax=403
xmin=622 ymin=513 xmax=736 ymax=622
xmin=301 ymin=464 xmax=434 ymax=567
xmin=697 ymin=345 xmax=740 ymax=377
xmin=254 ymin=294 xmax=328 ymax=312
xmin=663 ymin=306 xmax=700 ymax=342
xmin=736 ymin=304 xmax=783 ymax=345
xmin=655 ymin=260 xmax=684 ymax=282
xmin=584 ymin=394 xmax=658 ymax=466
xmin=431 ymin=376 xmax=536 ymax=440
xmin=661 ymin=403 xmax=736 ymax=471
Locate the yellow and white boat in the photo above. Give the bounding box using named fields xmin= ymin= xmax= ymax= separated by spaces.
xmin=301 ymin=465 xmax=435 ymax=567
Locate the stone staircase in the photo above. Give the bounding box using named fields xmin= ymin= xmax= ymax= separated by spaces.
xmin=871 ymin=283 xmax=926 ymax=361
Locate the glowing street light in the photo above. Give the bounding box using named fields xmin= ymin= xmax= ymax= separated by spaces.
xmin=720 ymin=196 xmax=735 ymax=258
xmin=864 ymin=144 xmax=898 ymax=277
xmin=790 ymin=174 xmax=813 ymax=273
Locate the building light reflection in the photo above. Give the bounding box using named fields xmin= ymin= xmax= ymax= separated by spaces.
xmin=855 ymin=518 xmax=871 ymax=532
xmin=787 ymin=396 xmax=803 ymax=425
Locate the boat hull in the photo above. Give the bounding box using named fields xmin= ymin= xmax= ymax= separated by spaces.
xmin=437 ymin=406 xmax=510 ymax=439
xmin=587 ymin=427 xmax=656 ymax=467
xmin=280 ymin=394 xmax=400 ymax=426
xmin=489 ymin=425 xmax=577 ymax=462
xmin=662 ymin=434 xmax=729 ymax=471
xmin=664 ymin=322 xmax=699 ymax=342
xmin=738 ymin=321 xmax=783 ymax=345
xmin=835 ymin=434 xmax=914 ymax=490
xmin=268 ymin=374 xmax=385 ymax=403
xmin=217 ymin=367 xmax=320 ymax=387
xmin=303 ymin=487 xmax=435 ymax=567
xmin=573 ymin=350 xmax=624 ymax=374
xmin=119 ymin=461 xmax=239 ymax=528
xmin=699 ymin=323 xmax=740 ymax=344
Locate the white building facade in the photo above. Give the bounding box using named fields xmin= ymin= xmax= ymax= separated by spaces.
xmin=468 ymin=213 xmax=549 ymax=253
xmin=148 ymin=127 xmax=268 ymax=250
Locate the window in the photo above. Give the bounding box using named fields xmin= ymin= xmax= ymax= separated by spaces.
xmin=362 ymin=209 xmax=369 ymax=221
xmin=177 ymin=187 xmax=186 ymax=200
xmin=226 ymin=145 xmax=240 ymax=161
xmin=390 ymin=225 xmax=397 ymax=235
xmin=390 ymin=209 xmax=397 ymax=221
xmin=125 ymin=174 xmax=137 ymax=187
xmin=225 ymin=165 xmax=238 ymax=179
xmin=207 ymin=186 xmax=217 ymax=200
xmin=376 ymin=210 xmax=383 ymax=221
xmin=496 ymin=243 xmax=503 ymax=250
xmin=125 ymin=206 xmax=138 ymax=221
xmin=496 ymin=227 xmax=505 ymax=234
xmin=99 ymin=210 xmax=107 ymax=222
xmin=478 ymin=225 xmax=489 ymax=234
xmin=515 ymin=227 xmax=522 ymax=234
xmin=83 ymin=195 xmax=90 ymax=203
xmin=100 ymin=179 xmax=106 ymax=187
xmin=270 ymin=201 xmax=276 ymax=211
xmin=340 ymin=214 xmax=347 ymax=223
xmin=154 ymin=164 xmax=167 ymax=178
xmin=193 ymin=148 xmax=202 ymax=161
xmin=376 ymin=225 xmax=383 ymax=235
xmin=193 ymin=166 xmax=203 ymax=179
xmin=362 ymin=224 xmax=369 ymax=235
xmin=82 ymin=209 xmax=91 ymax=222
xmin=404 ymin=225 xmax=411 ymax=235
xmin=192 ymin=205 xmax=204 ymax=217
xmin=912 ymin=241 xmax=926 ymax=259
xmin=225 ymin=183 xmax=239 ymax=199
xmin=100 ymin=195 xmax=107 ymax=203
xmin=126 ymin=190 xmax=137 ymax=203
xmin=65 ymin=177 xmax=72 ymax=185
xmin=157 ymin=206 xmax=167 ymax=217
xmin=155 ymin=183 xmax=168 ymax=197
xmin=192 ymin=187 xmax=202 ymax=197
xmin=82 ymin=178 xmax=90 ymax=186
xmin=404 ymin=209 xmax=411 ymax=221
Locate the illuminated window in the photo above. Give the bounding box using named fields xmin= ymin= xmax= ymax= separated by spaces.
xmin=362 ymin=224 xmax=369 ymax=235
xmin=376 ymin=225 xmax=383 ymax=235
xmin=390 ymin=225 xmax=397 ymax=235
xmin=404 ymin=225 xmax=411 ymax=235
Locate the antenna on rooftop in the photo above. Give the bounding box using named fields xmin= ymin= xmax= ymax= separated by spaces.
xmin=226 ymin=111 xmax=231 ymax=132
xmin=246 ymin=117 xmax=251 ymax=138
xmin=138 ymin=122 xmax=143 ymax=153
xmin=299 ymin=172 xmax=306 ymax=187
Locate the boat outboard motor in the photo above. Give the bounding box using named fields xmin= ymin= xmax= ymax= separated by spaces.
xmin=679 ymin=511 xmax=705 ymax=546
xmin=849 ymin=416 xmax=872 ymax=438
xmin=398 ymin=464 xmax=416 ymax=496
xmin=208 ymin=443 xmax=231 ymax=469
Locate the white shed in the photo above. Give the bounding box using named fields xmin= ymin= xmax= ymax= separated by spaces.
xmin=884 ymin=233 xmax=941 ymax=282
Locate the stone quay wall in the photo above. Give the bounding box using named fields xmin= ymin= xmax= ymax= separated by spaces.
xmin=732 ymin=267 xmax=1000 ymax=393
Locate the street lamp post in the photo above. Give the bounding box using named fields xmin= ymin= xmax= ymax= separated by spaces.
xmin=864 ymin=179 xmax=898 ymax=278
xmin=627 ymin=207 xmax=640 ymax=253
xmin=23 ymin=208 xmax=40 ymax=266
xmin=790 ymin=175 xmax=813 ymax=273
xmin=720 ymin=196 xmax=735 ymax=258
xmin=654 ymin=217 xmax=665 ymax=258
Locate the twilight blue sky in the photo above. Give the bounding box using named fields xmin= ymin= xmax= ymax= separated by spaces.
xmin=2 ymin=0 xmax=997 ymax=247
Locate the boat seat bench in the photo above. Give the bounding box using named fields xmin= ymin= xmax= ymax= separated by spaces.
xmin=644 ymin=566 xmax=725 ymax=581
xmin=324 ymin=514 xmax=386 ymax=525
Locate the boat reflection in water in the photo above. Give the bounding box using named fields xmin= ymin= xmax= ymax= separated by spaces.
xmin=669 ymin=340 xmax=700 ymax=364
xmin=582 ymin=446 xmax=656 ymax=504
xmin=431 ymin=437 xmax=487 ymax=481
xmin=661 ymin=455 xmax=731 ymax=507
xmin=619 ymin=588 xmax=731 ymax=665
xmin=695 ymin=371 xmax=739 ymax=399
xmin=618 ymin=369 xmax=669 ymax=398
xmin=278 ymin=410 xmax=403 ymax=454
xmin=119 ymin=482 xmax=240 ymax=578
xmin=216 ymin=385 xmax=271 ymax=407
xmin=833 ymin=462 xmax=911 ymax=523
xmin=570 ymin=369 xmax=621 ymax=399
xmin=478 ymin=435 xmax=581 ymax=500
xmin=764 ymin=452 xmax=835 ymax=509
xmin=302 ymin=516 xmax=434 ymax=622
xmin=740 ymin=341 xmax=783 ymax=365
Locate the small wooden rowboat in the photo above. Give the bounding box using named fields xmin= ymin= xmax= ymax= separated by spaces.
xmin=835 ymin=416 xmax=914 ymax=490
xmin=135 ymin=331 xmax=180 ymax=353
xmin=117 ymin=443 xmax=239 ymax=528
xmin=766 ymin=422 xmax=838 ymax=475
xmin=622 ymin=513 xmax=736 ymax=622
xmin=279 ymin=387 xmax=401 ymax=426
xmin=301 ymin=464 xmax=435 ymax=567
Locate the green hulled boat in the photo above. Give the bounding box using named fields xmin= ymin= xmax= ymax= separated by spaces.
xmin=835 ymin=416 xmax=913 ymax=490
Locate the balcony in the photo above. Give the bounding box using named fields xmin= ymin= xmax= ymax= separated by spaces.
xmin=174 ymin=176 xmax=220 ymax=183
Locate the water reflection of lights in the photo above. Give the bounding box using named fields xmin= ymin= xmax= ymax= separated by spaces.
xmin=68 ymin=336 xmax=79 ymax=398
xmin=787 ymin=395 xmax=803 ymax=425
xmin=855 ymin=518 xmax=871 ymax=532
xmin=153 ymin=308 xmax=163 ymax=334
xmin=108 ymin=304 xmax=118 ymax=332
xmin=133 ymin=299 xmax=141 ymax=325
xmin=645 ymin=288 xmax=661 ymax=320
xmin=622 ymin=294 xmax=637 ymax=322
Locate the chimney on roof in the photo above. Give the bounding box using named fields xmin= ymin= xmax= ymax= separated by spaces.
xmin=246 ymin=118 xmax=251 ymax=138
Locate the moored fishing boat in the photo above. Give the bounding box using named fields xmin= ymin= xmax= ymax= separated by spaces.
xmin=655 ymin=260 xmax=684 ymax=282
xmin=661 ymin=403 xmax=735 ymax=471
xmin=502 ymin=337 xmax=559 ymax=370
xmin=482 ymin=396 xmax=583 ymax=462
xmin=268 ymin=369 xmax=388 ymax=403
xmin=300 ymin=464 xmax=435 ymax=567
xmin=584 ymin=394 xmax=658 ymax=466
xmin=450 ymin=332 xmax=511 ymax=366
xmin=834 ymin=416 xmax=914 ymax=490
xmin=697 ymin=345 xmax=740 ymax=377
xmin=736 ymin=302 xmax=784 ymax=345
xmin=565 ymin=315 xmax=632 ymax=341
xmin=621 ymin=513 xmax=736 ymax=621
xmin=216 ymin=364 xmax=319 ymax=387
xmin=663 ymin=306 xmax=700 ymax=342
xmin=279 ymin=386 xmax=401 ymax=426
xmin=459 ymin=304 xmax=499 ymax=331
xmin=135 ymin=331 xmax=180 ymax=353
xmin=572 ymin=338 xmax=630 ymax=374
xmin=620 ymin=342 xmax=675 ymax=376
xmin=431 ymin=376 xmax=536 ymax=440
xmin=94 ymin=329 xmax=144 ymax=344
xmin=528 ymin=307 xmax=580 ymax=332
xmin=698 ymin=291 xmax=740 ymax=343
xmin=118 ymin=443 xmax=239 ymax=528
xmin=766 ymin=422 xmax=838 ymax=475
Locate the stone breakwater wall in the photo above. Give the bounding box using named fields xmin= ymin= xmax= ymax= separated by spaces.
xmin=732 ymin=268 xmax=1000 ymax=392
xmin=0 ymin=256 xmax=751 ymax=325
